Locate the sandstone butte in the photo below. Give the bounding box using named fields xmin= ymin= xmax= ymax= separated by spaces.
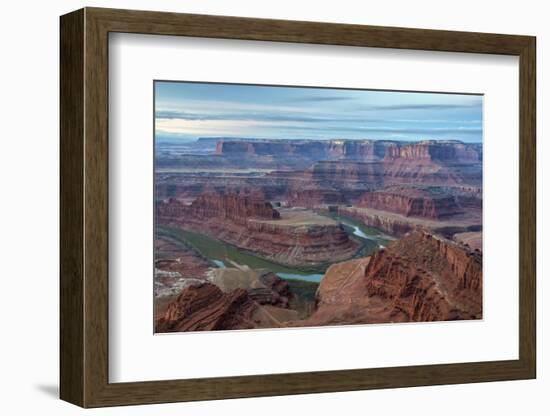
xmin=156 ymin=191 xmax=360 ymax=267
xmin=155 ymin=231 xmax=482 ymax=331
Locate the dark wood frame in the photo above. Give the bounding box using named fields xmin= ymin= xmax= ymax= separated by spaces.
xmin=60 ymin=7 xmax=536 ymax=408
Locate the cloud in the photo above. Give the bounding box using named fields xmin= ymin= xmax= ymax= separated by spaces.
xmin=155 ymin=110 xmax=204 ymax=120
xmin=156 ymin=109 xmax=481 ymax=126
xmin=287 ymin=95 xmax=356 ymax=103
xmin=363 ymin=102 xmax=482 ymax=111
xmin=155 ymin=109 xmax=367 ymax=124
xmin=279 ymin=124 xmax=482 ymax=136
xmin=156 ymin=115 xmax=482 ymax=138
xmin=155 ymin=118 xmax=264 ymax=135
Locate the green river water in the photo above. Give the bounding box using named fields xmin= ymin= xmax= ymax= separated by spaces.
xmin=156 ymin=213 xmax=391 ymax=284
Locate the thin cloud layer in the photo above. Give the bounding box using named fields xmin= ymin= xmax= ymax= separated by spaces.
xmin=155 ymin=82 xmax=483 ymax=142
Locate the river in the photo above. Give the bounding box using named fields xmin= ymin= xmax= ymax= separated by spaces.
xmin=157 ymin=214 xmax=390 ymax=284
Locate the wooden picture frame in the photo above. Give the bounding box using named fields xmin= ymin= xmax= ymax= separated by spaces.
xmin=60 ymin=7 xmax=536 ymax=408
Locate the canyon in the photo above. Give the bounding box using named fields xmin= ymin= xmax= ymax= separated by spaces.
xmin=156 ymin=231 xmax=482 ymax=330
xmin=304 ymin=231 xmax=482 ymax=326
xmin=157 ymin=192 xmax=360 ymax=267
xmin=154 ymin=137 xmax=483 ymax=332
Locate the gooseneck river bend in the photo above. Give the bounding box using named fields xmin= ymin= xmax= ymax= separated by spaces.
xmin=158 ymin=214 xmax=391 ymax=284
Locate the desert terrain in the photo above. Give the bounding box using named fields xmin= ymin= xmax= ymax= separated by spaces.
xmin=154 ymin=138 xmax=482 ymax=332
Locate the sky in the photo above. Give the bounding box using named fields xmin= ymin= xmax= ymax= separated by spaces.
xmin=154 ymin=81 xmax=483 ymax=142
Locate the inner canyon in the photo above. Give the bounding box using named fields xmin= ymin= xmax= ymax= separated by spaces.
xmin=154 ymin=138 xmax=483 ymax=331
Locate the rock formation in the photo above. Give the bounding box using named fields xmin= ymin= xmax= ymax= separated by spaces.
xmin=155 ymin=282 xmax=298 ymax=332
xmin=338 ymin=204 xmax=480 ymax=238
xmin=155 ymin=139 xmax=482 ymax=206
xmin=154 ymin=137 xmax=484 ymax=332
xmin=159 ymin=191 xmax=280 ymax=224
xmin=358 ymin=186 xmax=463 ymax=219
xmin=157 ymin=193 xmax=360 ymax=267
xmin=286 ymin=188 xmax=347 ymax=208
xmin=308 ymin=161 xmax=385 ymax=190
xmin=155 ymin=283 xmax=259 ymax=332
xmin=384 ymin=140 xmax=481 ymax=164
xmin=304 ymin=231 xmax=482 ymax=326
xmin=207 ymin=264 xmax=292 ymax=308
xmin=214 ymin=138 xmax=482 ymax=165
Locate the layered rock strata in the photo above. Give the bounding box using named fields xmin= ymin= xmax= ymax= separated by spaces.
xmin=155 ymin=283 xmax=260 ymax=332
xmin=155 ymin=139 xmax=482 ymax=205
xmin=215 ymin=139 xmax=482 ymax=165
xmin=286 ymin=188 xmax=347 ymax=208
xmin=304 ymin=231 xmax=482 ymax=327
xmin=338 ymin=205 xmax=480 ymax=237
xmin=157 ymin=193 xmax=360 ymax=266
xmin=384 ymin=140 xmax=481 ymax=164
xmin=155 ymin=282 xmax=298 ymax=332
xmin=358 ymin=187 xmax=463 ymax=219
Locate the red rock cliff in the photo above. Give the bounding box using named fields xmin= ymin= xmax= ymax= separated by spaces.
xmin=187 ymin=191 xmax=280 ymax=224
xmin=304 ymin=231 xmax=482 ymax=326
xmin=155 ymin=283 xmax=259 ymax=332
xmin=358 ymin=188 xmax=463 ymax=219
xmin=157 ymin=191 xmax=280 ymax=224
xmin=157 ymin=193 xmax=359 ymax=267
xmin=214 ymin=139 xmax=481 ymax=165
xmin=384 ymin=140 xmax=481 ymax=164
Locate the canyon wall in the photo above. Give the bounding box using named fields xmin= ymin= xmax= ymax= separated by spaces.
xmin=304 ymin=231 xmax=482 ymax=327
xmin=157 ymin=193 xmax=359 ymax=267
xmin=384 ymin=140 xmax=482 ymax=163
xmin=169 ymin=191 xmax=280 ymax=224
xmin=358 ymin=188 xmax=463 ymax=219
xmin=215 ymin=139 xmax=482 ymax=165
xmin=156 ymin=139 xmax=482 ymax=204
xmin=286 ymin=188 xmax=347 ymax=207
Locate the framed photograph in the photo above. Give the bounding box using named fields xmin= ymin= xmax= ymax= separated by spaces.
xmin=60 ymin=7 xmax=536 ymax=407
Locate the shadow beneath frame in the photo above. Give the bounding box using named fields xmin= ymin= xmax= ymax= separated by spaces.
xmin=34 ymin=384 xmax=59 ymax=399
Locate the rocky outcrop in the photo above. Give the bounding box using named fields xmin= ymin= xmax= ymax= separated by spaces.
xmin=155 ymin=282 xmax=298 ymax=332
xmin=207 ymin=265 xmax=292 ymax=308
xmin=247 ymin=271 xmax=293 ymax=308
xmin=243 ymin=218 xmax=359 ymax=265
xmin=157 ymin=195 xmax=360 ymax=267
xmin=358 ymin=187 xmax=463 ymax=219
xmin=304 ymin=231 xmax=482 ymax=326
xmin=155 ymin=283 xmax=259 ymax=332
xmin=159 ymin=191 xmax=280 ymax=225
